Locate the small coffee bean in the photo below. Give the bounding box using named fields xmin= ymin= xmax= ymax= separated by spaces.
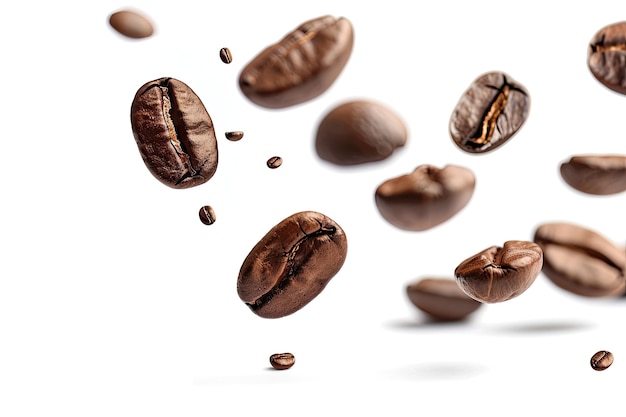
xmin=449 ymin=71 xmax=530 ymax=153
xmin=374 ymin=164 xmax=475 ymax=231
xmin=560 ymin=155 xmax=626 ymax=195
xmin=315 ymin=100 xmax=408 ymax=165
xmin=239 ymin=15 xmax=354 ymax=108
xmin=108 ymin=9 xmax=154 ymax=39
xmin=406 ymin=277 xmax=482 ymax=322
xmin=588 ymin=22 xmax=626 ymax=94
xmin=267 ymin=156 xmax=282 ymax=169
xmin=130 ymin=78 xmax=218 ymax=189
xmin=533 ymin=223 xmax=625 ymax=297
xmin=591 ymin=351 xmax=614 ymax=371
xmin=219 ymin=47 xmax=233 ymax=64
xmin=225 ymin=131 xmax=244 ymax=141
xmin=454 ymin=241 xmax=543 ymax=303
xmin=270 ymin=353 xmax=295 ymax=370
xmin=198 ymin=205 xmax=216 ymax=225
xmin=237 ymin=211 xmax=348 ymax=318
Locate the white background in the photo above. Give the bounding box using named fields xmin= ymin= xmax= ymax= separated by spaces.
xmin=1 ymin=1 xmax=626 ymax=416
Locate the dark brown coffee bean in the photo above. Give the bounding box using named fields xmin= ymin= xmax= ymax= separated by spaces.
xmin=130 ymin=78 xmax=218 ymax=189
xmin=454 ymin=241 xmax=543 ymax=303
xmin=237 ymin=211 xmax=348 ymax=319
xmin=198 ymin=205 xmax=216 ymax=225
xmin=225 ymin=131 xmax=244 ymax=141
xmin=219 ymin=47 xmax=232 ymax=64
xmin=591 ymin=351 xmax=614 ymax=371
xmin=239 ymin=15 xmax=354 ymax=108
xmin=267 ymin=156 xmax=282 ymax=169
xmin=560 ymin=155 xmax=626 ymax=195
xmin=270 ymin=353 xmax=295 ymax=370
xmin=375 ymin=164 xmax=475 ymax=231
xmin=108 ymin=9 xmax=154 ymax=39
xmin=533 ymin=223 xmax=625 ymax=297
xmin=315 ymin=100 xmax=408 ymax=165
xmin=588 ymin=22 xmax=626 ymax=94
xmin=449 ymin=71 xmax=530 ymax=153
xmin=406 ymin=278 xmax=483 ymax=322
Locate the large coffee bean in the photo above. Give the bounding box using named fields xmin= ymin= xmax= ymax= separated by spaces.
xmin=130 ymin=78 xmax=218 ymax=189
xmin=239 ymin=15 xmax=354 ymax=108
xmin=237 ymin=211 xmax=348 ymax=319
xmin=406 ymin=277 xmax=483 ymax=321
xmin=560 ymin=155 xmax=626 ymax=195
xmin=588 ymin=21 xmax=626 ymax=94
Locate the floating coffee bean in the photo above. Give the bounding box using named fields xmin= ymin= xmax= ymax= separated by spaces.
xmin=219 ymin=47 xmax=232 ymax=64
xmin=591 ymin=351 xmax=614 ymax=371
xmin=588 ymin=22 xmax=626 ymax=94
xmin=267 ymin=156 xmax=282 ymax=169
xmin=108 ymin=9 xmax=154 ymax=39
xmin=198 ymin=205 xmax=216 ymax=225
xmin=533 ymin=223 xmax=625 ymax=297
xmin=315 ymin=100 xmax=408 ymax=165
xmin=374 ymin=164 xmax=475 ymax=231
xmin=237 ymin=211 xmax=348 ymax=319
xmin=225 ymin=131 xmax=244 ymax=141
xmin=449 ymin=71 xmax=530 ymax=154
xmin=130 ymin=78 xmax=218 ymax=189
xmin=406 ymin=277 xmax=483 ymax=322
xmin=454 ymin=241 xmax=543 ymax=303
xmin=270 ymin=353 xmax=295 ymax=370
xmin=560 ymin=155 xmax=626 ymax=195
xmin=239 ymin=15 xmax=354 ymax=108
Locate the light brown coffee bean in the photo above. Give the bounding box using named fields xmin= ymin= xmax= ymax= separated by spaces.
xmin=588 ymin=21 xmax=626 ymax=94
xmin=225 ymin=131 xmax=244 ymax=141
xmin=406 ymin=277 xmax=483 ymax=321
xmin=560 ymin=155 xmax=626 ymax=195
xmin=590 ymin=351 xmax=614 ymax=371
xmin=198 ymin=205 xmax=216 ymax=225
xmin=270 ymin=353 xmax=295 ymax=370
xmin=108 ymin=9 xmax=154 ymax=39
xmin=267 ymin=156 xmax=282 ymax=169
xmin=219 ymin=47 xmax=232 ymax=64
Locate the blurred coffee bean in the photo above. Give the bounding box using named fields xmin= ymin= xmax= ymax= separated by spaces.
xmin=406 ymin=277 xmax=483 ymax=321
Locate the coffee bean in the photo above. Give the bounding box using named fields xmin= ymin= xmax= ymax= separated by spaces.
xmin=374 ymin=164 xmax=475 ymax=231
xmin=560 ymin=155 xmax=626 ymax=195
xmin=591 ymin=351 xmax=614 ymax=371
xmin=108 ymin=9 xmax=154 ymax=39
xmin=239 ymin=15 xmax=354 ymax=108
xmin=588 ymin=22 xmax=626 ymax=94
xmin=449 ymin=71 xmax=530 ymax=153
xmin=198 ymin=205 xmax=216 ymax=225
xmin=267 ymin=156 xmax=282 ymax=169
xmin=315 ymin=100 xmax=408 ymax=165
xmin=533 ymin=223 xmax=625 ymax=297
xmin=225 ymin=131 xmax=244 ymax=141
xmin=454 ymin=241 xmax=543 ymax=303
xmin=406 ymin=277 xmax=482 ymax=322
xmin=237 ymin=211 xmax=348 ymax=319
xmin=130 ymin=78 xmax=218 ymax=189
xmin=219 ymin=47 xmax=232 ymax=64
xmin=270 ymin=353 xmax=295 ymax=370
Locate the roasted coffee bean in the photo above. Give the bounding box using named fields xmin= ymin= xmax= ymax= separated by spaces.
xmin=591 ymin=351 xmax=614 ymax=371
xmin=130 ymin=78 xmax=218 ymax=189
xmin=237 ymin=211 xmax=347 ymax=319
xmin=560 ymin=155 xmax=626 ymax=195
xmin=375 ymin=164 xmax=475 ymax=231
xmin=198 ymin=205 xmax=216 ymax=225
xmin=219 ymin=47 xmax=232 ymax=64
xmin=267 ymin=156 xmax=282 ymax=169
xmin=449 ymin=71 xmax=530 ymax=153
xmin=315 ymin=100 xmax=407 ymax=165
xmin=108 ymin=9 xmax=154 ymax=39
xmin=406 ymin=277 xmax=483 ymax=321
xmin=454 ymin=241 xmax=543 ymax=303
xmin=225 ymin=131 xmax=244 ymax=141
xmin=239 ymin=15 xmax=354 ymax=108
xmin=588 ymin=22 xmax=626 ymax=94
xmin=533 ymin=223 xmax=625 ymax=297
xmin=270 ymin=353 xmax=295 ymax=370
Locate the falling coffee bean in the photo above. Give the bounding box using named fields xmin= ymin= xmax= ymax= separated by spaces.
xmin=454 ymin=241 xmax=543 ymax=303
xmin=270 ymin=353 xmax=295 ymax=370
xmin=108 ymin=9 xmax=154 ymax=39
xmin=198 ymin=205 xmax=216 ymax=225
xmin=588 ymin=21 xmax=626 ymax=94
xmin=560 ymin=155 xmax=626 ymax=195
xmin=406 ymin=277 xmax=483 ymax=322
xmin=267 ymin=156 xmax=282 ymax=169
xmin=590 ymin=351 xmax=614 ymax=371
xmin=449 ymin=71 xmax=530 ymax=154
xmin=219 ymin=47 xmax=232 ymax=64
xmin=225 ymin=131 xmax=244 ymax=141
